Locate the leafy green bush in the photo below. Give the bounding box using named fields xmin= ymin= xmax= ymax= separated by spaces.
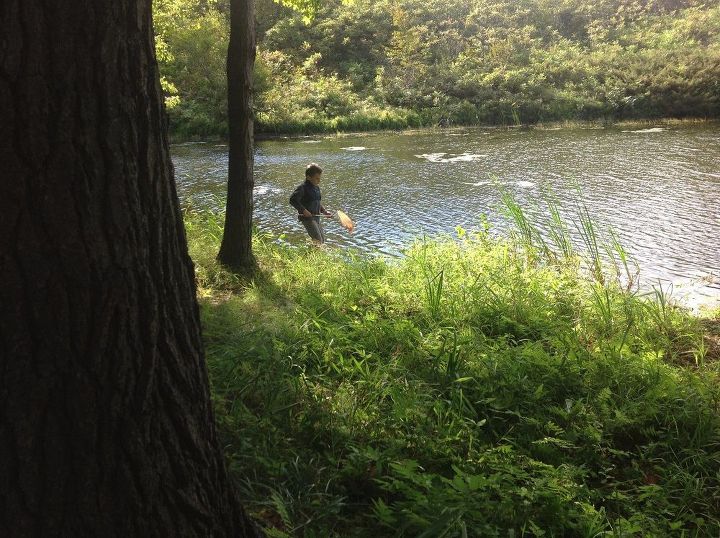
xmin=156 ymin=0 xmax=720 ymax=138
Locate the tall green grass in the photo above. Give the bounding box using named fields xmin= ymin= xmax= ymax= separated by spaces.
xmin=499 ymin=185 xmax=639 ymax=293
xmin=186 ymin=205 xmax=720 ymax=537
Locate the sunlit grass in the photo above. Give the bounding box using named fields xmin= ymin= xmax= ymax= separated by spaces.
xmin=186 ymin=204 xmax=720 ymax=537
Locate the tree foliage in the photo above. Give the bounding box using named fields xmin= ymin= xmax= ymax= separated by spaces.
xmin=155 ymin=0 xmax=720 ymax=136
xmin=155 ymin=0 xmax=230 ymax=137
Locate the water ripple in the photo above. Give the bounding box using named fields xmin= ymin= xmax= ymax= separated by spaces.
xmin=173 ymin=125 xmax=720 ymax=306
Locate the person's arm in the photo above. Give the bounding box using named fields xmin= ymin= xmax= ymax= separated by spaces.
xmin=290 ymin=184 xmax=312 ymax=217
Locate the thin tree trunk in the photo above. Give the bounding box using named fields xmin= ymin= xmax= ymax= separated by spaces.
xmin=218 ymin=0 xmax=256 ymax=271
xmin=0 ymin=1 xmax=261 ymax=536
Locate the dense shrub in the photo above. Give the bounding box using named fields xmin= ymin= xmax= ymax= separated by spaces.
xmin=156 ymin=0 xmax=720 ymax=138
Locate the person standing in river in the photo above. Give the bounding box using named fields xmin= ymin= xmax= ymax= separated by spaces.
xmin=290 ymin=163 xmax=333 ymax=244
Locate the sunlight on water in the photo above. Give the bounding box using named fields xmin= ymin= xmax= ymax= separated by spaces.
xmin=172 ymin=124 xmax=720 ymax=308
xmin=415 ymin=152 xmax=487 ymax=162
xmin=622 ymin=127 xmax=667 ymax=133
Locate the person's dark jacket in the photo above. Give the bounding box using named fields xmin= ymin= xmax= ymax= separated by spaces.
xmin=289 ymin=179 xmax=325 ymax=220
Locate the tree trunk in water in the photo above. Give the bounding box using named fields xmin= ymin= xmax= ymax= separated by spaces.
xmin=218 ymin=0 xmax=256 ymax=271
xmin=0 ymin=1 xmax=260 ymax=536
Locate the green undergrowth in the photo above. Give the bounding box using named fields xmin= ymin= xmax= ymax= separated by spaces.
xmin=185 ymin=208 xmax=720 ymax=537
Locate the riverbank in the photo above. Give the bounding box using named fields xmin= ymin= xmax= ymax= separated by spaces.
xmin=185 ymin=210 xmax=720 ymax=537
xmin=169 ymin=116 xmax=718 ymax=144
xmin=173 ymin=123 xmax=720 ymax=308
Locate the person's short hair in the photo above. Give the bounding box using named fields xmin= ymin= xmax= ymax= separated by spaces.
xmin=305 ymin=163 xmax=323 ymax=178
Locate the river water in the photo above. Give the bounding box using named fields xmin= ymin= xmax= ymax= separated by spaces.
xmin=172 ymin=124 xmax=720 ymax=308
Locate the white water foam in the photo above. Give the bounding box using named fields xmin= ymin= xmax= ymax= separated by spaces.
xmin=341 ymin=146 xmax=368 ymax=151
xmin=415 ymin=152 xmax=487 ymax=163
xmin=622 ymin=127 xmax=667 ymax=133
xmin=254 ymin=185 xmax=282 ymax=195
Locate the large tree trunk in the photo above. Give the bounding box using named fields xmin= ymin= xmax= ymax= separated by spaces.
xmin=218 ymin=0 xmax=256 ymax=271
xmin=0 ymin=1 xmax=260 ymax=536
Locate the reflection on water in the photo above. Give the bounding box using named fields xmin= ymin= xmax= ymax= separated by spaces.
xmin=172 ymin=124 xmax=720 ymax=307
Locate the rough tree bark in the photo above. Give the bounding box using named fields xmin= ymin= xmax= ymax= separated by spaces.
xmin=217 ymin=0 xmax=256 ymax=271
xmin=0 ymin=1 xmax=261 ymax=536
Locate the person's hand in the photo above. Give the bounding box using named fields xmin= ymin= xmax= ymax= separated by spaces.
xmin=302 ymin=209 xmax=312 ymax=218
xmin=323 ymin=210 xmax=333 ymax=218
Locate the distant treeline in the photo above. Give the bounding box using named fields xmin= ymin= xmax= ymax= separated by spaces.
xmin=154 ymin=0 xmax=720 ymax=137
